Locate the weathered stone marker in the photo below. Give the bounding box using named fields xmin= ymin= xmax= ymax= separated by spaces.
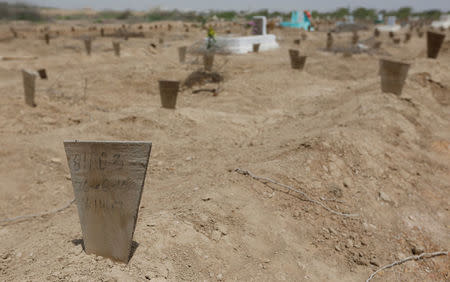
xmin=374 ymin=28 xmax=380 ymax=37
xmin=326 ymin=32 xmax=333 ymax=50
xmin=64 ymin=141 xmax=152 ymax=263
xmin=37 ymin=69 xmax=47 ymax=79
xmin=379 ymin=59 xmax=410 ymax=95
xmin=159 ymin=80 xmax=180 ymax=109
xmin=178 ymin=46 xmax=187 ymax=63
xmin=203 ymin=53 xmax=215 ymax=71
xmin=427 ymin=31 xmax=446 ymax=59
xmin=288 ymin=49 xmax=307 ymax=70
xmin=253 ymin=43 xmax=260 ymax=53
xmin=351 ymin=31 xmax=359 ymax=45
xmin=22 ymin=69 xmax=37 ymax=107
xmin=113 ymin=41 xmax=120 ymax=57
xmin=253 ymin=16 xmax=267 ymax=35
xmin=84 ymin=39 xmax=92 ymax=55
xmin=404 ymin=32 xmax=411 ymax=43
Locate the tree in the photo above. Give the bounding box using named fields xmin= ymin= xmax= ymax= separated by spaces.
xmin=396 ymin=7 xmax=412 ymax=19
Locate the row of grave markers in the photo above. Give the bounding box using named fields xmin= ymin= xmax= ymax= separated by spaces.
xmin=21 ymin=30 xmax=446 ymax=109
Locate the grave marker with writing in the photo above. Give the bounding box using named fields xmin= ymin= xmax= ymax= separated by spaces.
xmin=64 ymin=141 xmax=152 ymax=263
xmin=22 ymin=69 xmax=37 ymax=107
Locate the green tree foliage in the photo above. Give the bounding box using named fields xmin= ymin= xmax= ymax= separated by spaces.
xmin=352 ymin=7 xmax=377 ymax=20
xmin=0 ymin=2 xmax=42 ymax=21
xmin=396 ymin=7 xmax=412 ymax=19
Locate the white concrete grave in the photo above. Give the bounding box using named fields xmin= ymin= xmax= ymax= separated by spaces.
xmin=377 ymin=16 xmax=401 ymax=32
xmin=64 ymin=141 xmax=152 ymax=263
xmin=211 ymin=16 xmax=278 ymax=54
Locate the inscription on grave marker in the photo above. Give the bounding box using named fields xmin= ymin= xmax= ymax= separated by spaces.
xmin=64 ymin=141 xmax=152 ymax=263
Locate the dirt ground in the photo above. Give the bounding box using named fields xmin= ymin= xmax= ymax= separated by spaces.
xmin=0 ymin=20 xmax=449 ymax=281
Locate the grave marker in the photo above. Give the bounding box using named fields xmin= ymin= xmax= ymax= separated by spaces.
xmin=379 ymin=59 xmax=410 ymax=95
xmin=288 ymin=50 xmax=307 ymax=70
xmin=427 ymin=31 xmax=445 ymax=59
xmin=84 ymin=39 xmax=92 ymax=55
xmin=159 ymin=80 xmax=180 ymax=109
xmin=294 ymin=39 xmax=301 ymax=45
xmin=352 ymin=31 xmax=359 ymax=45
xmin=253 ymin=16 xmax=267 ymax=35
xmin=22 ymin=69 xmax=37 ymax=107
xmin=45 ymin=33 xmax=50 ymax=45
xmin=326 ymin=33 xmax=333 ymax=50
xmin=404 ymin=32 xmax=411 ymax=43
xmin=113 ymin=41 xmax=120 ymax=57
xmin=253 ymin=43 xmax=260 ymax=53
xmin=374 ymin=28 xmax=380 ymax=37
xmin=64 ymin=141 xmax=152 ymax=263
xmin=203 ymin=53 xmax=215 ymax=71
xmin=178 ymin=46 xmax=187 ymax=63
xmin=37 ymin=69 xmax=47 ymax=79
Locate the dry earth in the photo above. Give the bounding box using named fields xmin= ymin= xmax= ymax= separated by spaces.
xmin=0 ymin=21 xmax=449 ymax=281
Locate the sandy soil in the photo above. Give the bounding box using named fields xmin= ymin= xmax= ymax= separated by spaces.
xmin=0 ymin=21 xmax=449 ymax=281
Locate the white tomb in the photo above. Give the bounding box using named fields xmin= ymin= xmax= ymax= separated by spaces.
xmin=376 ymin=16 xmax=401 ymax=32
xmin=432 ymin=15 xmax=450 ymax=29
xmin=212 ymin=16 xmax=279 ymax=54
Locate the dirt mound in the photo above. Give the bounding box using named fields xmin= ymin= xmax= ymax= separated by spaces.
xmin=0 ymin=23 xmax=449 ymax=281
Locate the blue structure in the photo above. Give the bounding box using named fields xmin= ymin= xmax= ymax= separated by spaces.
xmin=280 ymin=11 xmax=314 ymax=31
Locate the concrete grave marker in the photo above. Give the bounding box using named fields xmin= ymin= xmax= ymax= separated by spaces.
xmin=379 ymin=59 xmax=410 ymax=95
xmin=37 ymin=69 xmax=47 ymax=79
xmin=203 ymin=53 xmax=215 ymax=71
xmin=351 ymin=31 xmax=359 ymax=45
xmin=326 ymin=33 xmax=333 ymax=50
xmin=374 ymin=28 xmax=380 ymax=37
xmin=404 ymin=32 xmax=411 ymax=43
xmin=253 ymin=16 xmax=267 ymax=35
xmin=22 ymin=69 xmax=37 ymax=107
xmin=113 ymin=41 xmax=121 ymax=57
xmin=178 ymin=46 xmax=187 ymax=63
xmin=288 ymin=50 xmax=307 ymax=70
xmin=253 ymin=43 xmax=260 ymax=53
xmin=427 ymin=31 xmax=446 ymax=59
xmin=64 ymin=141 xmax=152 ymax=263
xmin=84 ymin=39 xmax=92 ymax=55
xmin=159 ymin=80 xmax=180 ymax=109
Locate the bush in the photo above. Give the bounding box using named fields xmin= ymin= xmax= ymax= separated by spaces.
xmin=0 ymin=2 xmax=42 ymax=21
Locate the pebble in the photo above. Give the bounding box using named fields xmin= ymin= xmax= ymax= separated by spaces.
xmin=51 ymin=158 xmax=62 ymax=164
xmin=412 ymin=245 xmax=424 ymax=255
xmin=216 ymin=273 xmax=223 ymax=281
